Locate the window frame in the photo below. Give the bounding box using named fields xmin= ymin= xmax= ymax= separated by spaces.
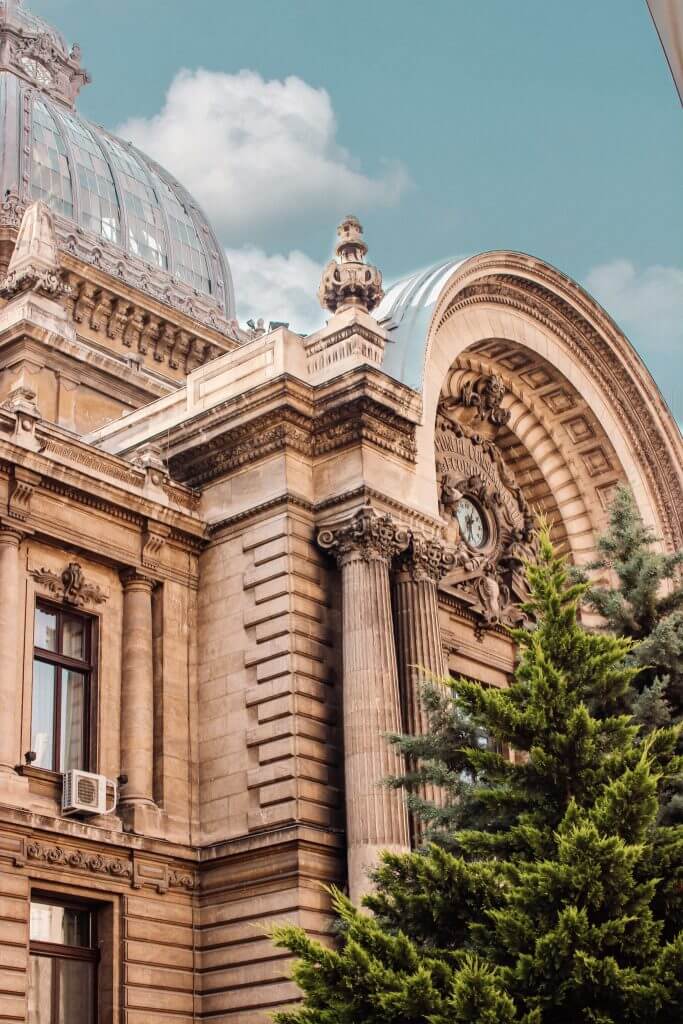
xmin=28 ymin=893 xmax=99 ymax=1024
xmin=31 ymin=600 xmax=98 ymax=776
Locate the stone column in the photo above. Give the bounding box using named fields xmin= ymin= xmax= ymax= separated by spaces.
xmin=0 ymin=527 xmax=23 ymax=776
xmin=318 ymin=508 xmax=410 ymax=902
xmin=392 ymin=534 xmax=450 ymax=828
xmin=120 ymin=571 xmax=156 ymax=813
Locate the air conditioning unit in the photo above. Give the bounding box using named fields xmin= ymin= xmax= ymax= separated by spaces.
xmin=62 ymin=770 xmax=117 ymax=816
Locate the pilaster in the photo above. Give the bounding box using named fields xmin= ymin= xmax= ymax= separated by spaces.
xmin=119 ymin=570 xmax=157 ymax=832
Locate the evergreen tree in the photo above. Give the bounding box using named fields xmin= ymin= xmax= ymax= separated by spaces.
xmin=581 ymin=484 xmax=683 ymax=727
xmin=272 ymin=528 xmax=683 ymax=1023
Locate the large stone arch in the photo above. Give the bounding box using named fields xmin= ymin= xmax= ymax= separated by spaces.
xmin=413 ymin=251 xmax=683 ymax=558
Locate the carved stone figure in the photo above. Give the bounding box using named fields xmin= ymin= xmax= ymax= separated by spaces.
xmin=459 ymin=373 xmax=511 ymax=428
xmin=475 ymin=563 xmax=509 ymax=624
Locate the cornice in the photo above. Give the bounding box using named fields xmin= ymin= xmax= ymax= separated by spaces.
xmin=314 ymin=485 xmax=443 ymax=534
xmin=207 ymin=492 xmax=315 ymax=539
xmin=166 ymin=383 xmax=418 ymax=488
xmin=0 ymin=434 xmax=206 ymax=556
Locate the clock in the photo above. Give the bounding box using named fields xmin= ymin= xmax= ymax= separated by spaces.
xmin=456 ymin=497 xmax=488 ymax=549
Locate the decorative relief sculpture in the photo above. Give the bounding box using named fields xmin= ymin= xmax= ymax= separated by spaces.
xmin=318 ymin=216 xmax=384 ymax=315
xmin=434 ymin=390 xmax=537 ymax=631
xmin=458 ymin=372 xmax=511 ymax=428
xmin=30 ymin=561 xmax=108 ymax=607
xmin=26 ymin=840 xmax=132 ymax=880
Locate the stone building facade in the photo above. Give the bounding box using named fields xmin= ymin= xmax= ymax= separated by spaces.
xmin=0 ymin=3 xmax=681 ymax=1022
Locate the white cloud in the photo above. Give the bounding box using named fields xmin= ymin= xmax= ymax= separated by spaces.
xmin=117 ymin=68 xmax=408 ymax=246
xmin=227 ymin=246 xmax=324 ymax=336
xmin=585 ymin=260 xmax=683 ymax=420
xmin=585 ymin=260 xmax=683 ymax=353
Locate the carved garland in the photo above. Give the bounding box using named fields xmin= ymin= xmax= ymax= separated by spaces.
xmin=24 ymin=840 xmax=196 ymax=891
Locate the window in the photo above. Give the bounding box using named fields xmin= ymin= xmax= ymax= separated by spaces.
xmin=31 ymin=604 xmax=95 ymax=773
xmin=30 ymin=99 xmax=74 ymax=219
xmin=28 ymin=898 xmax=97 ymax=1024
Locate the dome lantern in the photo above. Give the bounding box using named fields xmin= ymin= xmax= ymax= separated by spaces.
xmin=0 ymin=0 xmax=90 ymax=108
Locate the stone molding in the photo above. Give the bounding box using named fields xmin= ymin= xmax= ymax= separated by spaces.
xmin=304 ymin=320 xmax=386 ymax=378
xmin=63 ymin=269 xmax=232 ymax=375
xmin=119 ymin=568 xmax=156 ymax=591
xmin=318 ymin=507 xmax=410 ymax=568
xmin=30 ymin=560 xmax=108 ymax=607
xmin=169 ymin=395 xmax=417 ymax=488
xmin=26 ymin=840 xmax=131 ymax=880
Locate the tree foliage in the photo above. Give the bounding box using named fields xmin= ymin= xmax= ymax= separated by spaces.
xmin=272 ymin=527 xmax=683 ymax=1023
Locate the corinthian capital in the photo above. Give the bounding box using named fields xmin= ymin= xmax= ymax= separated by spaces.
xmin=317 ymin=507 xmax=409 ymax=567
xmin=397 ymin=532 xmax=456 ymax=583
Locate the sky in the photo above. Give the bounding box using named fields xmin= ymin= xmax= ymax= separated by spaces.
xmin=30 ymin=0 xmax=683 ymax=420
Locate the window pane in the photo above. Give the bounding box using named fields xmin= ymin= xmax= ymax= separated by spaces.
xmin=60 ymin=670 xmax=86 ymax=772
xmin=30 ymin=902 xmax=92 ymax=947
xmin=62 ymin=615 xmax=86 ymax=660
xmin=28 ymin=955 xmax=53 ymax=1024
xmin=31 ymin=661 xmax=55 ymax=770
xmin=58 ymin=958 xmax=95 ymax=1023
xmin=35 ymin=608 xmax=57 ymax=651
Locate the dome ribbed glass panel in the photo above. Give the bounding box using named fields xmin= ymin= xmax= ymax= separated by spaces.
xmin=30 ymin=99 xmax=74 ymax=218
xmin=99 ymin=133 xmax=167 ymax=270
xmin=53 ymin=108 xmax=121 ymax=244
xmin=154 ymin=176 xmax=211 ymax=294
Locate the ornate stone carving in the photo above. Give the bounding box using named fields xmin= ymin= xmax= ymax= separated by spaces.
xmin=0 ymin=200 xmax=70 ymax=298
xmin=318 ymin=507 xmax=409 ymax=567
xmin=168 ymin=869 xmax=196 ymax=890
xmin=318 ymin=216 xmax=384 ymax=315
xmin=26 ymin=840 xmax=132 ymax=879
xmin=142 ymin=522 xmax=171 ymax=570
xmin=7 ymin=466 xmax=40 ymax=520
xmin=437 ymin=261 xmax=683 ymax=551
xmin=396 ymin=532 xmax=457 ymax=583
xmin=0 ymin=188 xmax=24 ymax=228
xmin=30 ymin=561 xmax=108 ymax=607
xmin=458 ymin=373 xmax=511 ymax=428
xmin=0 ymin=2 xmax=91 ymax=108
xmin=434 ymin=406 xmax=537 ymax=629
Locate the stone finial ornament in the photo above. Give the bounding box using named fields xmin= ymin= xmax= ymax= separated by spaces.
xmin=318 ymin=215 xmax=384 ymax=315
xmin=0 ymin=200 xmax=70 ymax=298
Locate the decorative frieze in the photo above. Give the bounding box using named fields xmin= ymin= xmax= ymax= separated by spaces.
xmin=26 ymin=840 xmax=132 ymax=880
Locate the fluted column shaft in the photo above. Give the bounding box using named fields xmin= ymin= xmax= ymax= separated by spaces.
xmin=392 ymin=535 xmax=449 ymax=828
xmin=120 ymin=572 xmax=155 ymax=805
xmin=0 ymin=528 xmax=23 ymax=773
xmin=319 ymin=509 xmax=410 ymax=902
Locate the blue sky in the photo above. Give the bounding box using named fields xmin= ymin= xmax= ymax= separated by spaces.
xmin=32 ymin=0 xmax=683 ymax=418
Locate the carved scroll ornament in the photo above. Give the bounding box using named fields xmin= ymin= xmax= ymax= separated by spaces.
xmin=30 ymin=561 xmax=108 ymax=607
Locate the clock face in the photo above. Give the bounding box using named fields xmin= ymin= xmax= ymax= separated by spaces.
xmin=456 ymin=497 xmax=487 ymax=548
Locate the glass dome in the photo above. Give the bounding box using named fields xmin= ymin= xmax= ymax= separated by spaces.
xmin=0 ymin=2 xmax=235 ymax=326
